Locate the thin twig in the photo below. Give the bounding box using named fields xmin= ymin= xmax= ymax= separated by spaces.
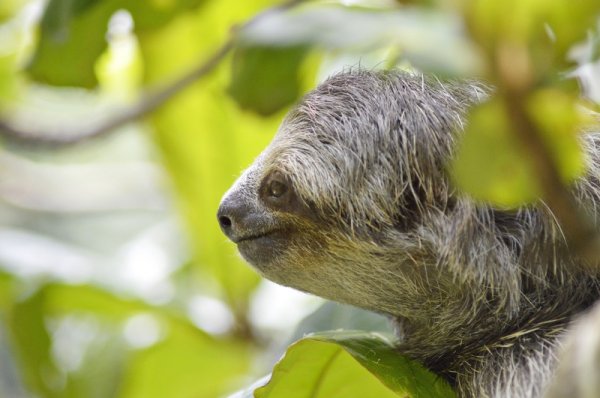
xmin=0 ymin=0 xmax=305 ymax=145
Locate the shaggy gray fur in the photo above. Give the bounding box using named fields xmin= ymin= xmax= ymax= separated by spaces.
xmin=218 ymin=70 xmax=600 ymax=397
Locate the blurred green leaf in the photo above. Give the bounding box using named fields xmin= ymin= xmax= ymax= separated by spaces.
xmin=62 ymin=334 xmax=127 ymax=398
xmin=526 ymin=89 xmax=585 ymax=180
xmin=40 ymin=0 xmax=101 ymax=34
xmin=452 ymin=99 xmax=540 ymax=206
xmin=0 ymin=54 xmax=18 ymax=104
xmin=452 ymin=94 xmax=585 ymax=207
xmin=119 ymin=321 xmax=253 ymax=398
xmin=27 ymin=0 xmax=115 ymax=87
xmin=28 ymin=0 xmax=208 ymax=87
xmin=0 ymin=0 xmax=26 ymax=21
xmin=124 ymin=0 xmax=208 ymax=30
xmin=464 ymin=0 xmax=600 ymax=72
xmin=7 ymin=289 xmax=61 ymax=398
xmin=229 ymin=45 xmax=309 ymax=116
xmin=44 ymin=284 xmax=153 ymax=321
xmin=0 ymin=272 xmax=15 ymax=309
xmin=255 ymin=331 xmax=455 ymax=398
xmin=31 ymin=282 xmax=253 ymax=398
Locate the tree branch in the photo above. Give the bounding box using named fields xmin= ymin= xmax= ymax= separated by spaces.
xmin=0 ymin=0 xmax=305 ymax=146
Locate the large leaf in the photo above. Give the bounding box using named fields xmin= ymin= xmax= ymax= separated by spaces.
xmin=6 ymin=289 xmax=61 ymax=398
xmin=452 ymin=99 xmax=539 ymax=206
xmin=451 ymin=94 xmax=584 ymax=207
xmin=118 ymin=321 xmax=253 ymax=398
xmin=0 ymin=0 xmax=26 ymax=22
xmin=43 ymin=283 xmax=155 ymax=320
xmin=464 ymin=0 xmax=600 ymax=76
xmin=228 ymin=45 xmax=309 ymax=116
xmin=0 ymin=54 xmax=19 ymax=105
xmin=31 ymin=282 xmax=254 ymax=398
xmin=254 ymin=332 xmax=456 ymax=398
xmin=28 ymin=0 xmax=208 ymax=87
xmin=28 ymin=0 xmax=115 ymax=87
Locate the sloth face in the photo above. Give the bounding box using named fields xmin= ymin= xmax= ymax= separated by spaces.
xmin=216 ymin=71 xmax=477 ymax=314
xmin=217 ymin=164 xmax=313 ymax=269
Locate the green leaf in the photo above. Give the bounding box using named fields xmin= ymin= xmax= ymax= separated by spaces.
xmin=119 ymin=322 xmax=253 ymax=398
xmin=255 ymin=331 xmax=456 ymax=398
xmin=62 ymin=334 xmax=128 ymax=398
xmin=452 ymin=99 xmax=540 ymax=206
xmin=25 ymin=282 xmax=254 ymax=398
xmin=0 ymin=0 xmax=26 ymax=22
xmin=465 ymin=0 xmax=600 ymax=71
xmin=0 ymin=54 xmax=19 ymax=104
xmin=526 ymin=89 xmax=585 ymax=181
xmin=7 ymin=289 xmax=61 ymax=398
xmin=228 ymin=45 xmax=309 ymax=116
xmin=451 ymin=94 xmax=585 ymax=207
xmin=43 ymin=283 xmax=154 ymax=321
xmin=27 ymin=0 xmax=115 ymax=87
xmin=28 ymin=0 xmax=209 ymax=87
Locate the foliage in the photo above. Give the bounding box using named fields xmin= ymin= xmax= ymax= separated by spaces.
xmin=0 ymin=0 xmax=599 ymax=397
xmin=253 ymin=332 xmax=455 ymax=398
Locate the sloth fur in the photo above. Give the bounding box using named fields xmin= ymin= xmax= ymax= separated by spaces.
xmin=218 ymin=70 xmax=600 ymax=397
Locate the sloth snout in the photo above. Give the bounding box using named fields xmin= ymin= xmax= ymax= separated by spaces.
xmin=217 ymin=200 xmax=239 ymax=241
xmin=217 ymin=195 xmax=260 ymax=243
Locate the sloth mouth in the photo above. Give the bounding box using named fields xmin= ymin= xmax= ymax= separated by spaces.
xmin=234 ymin=229 xmax=281 ymax=244
xmin=235 ymin=229 xmax=290 ymax=266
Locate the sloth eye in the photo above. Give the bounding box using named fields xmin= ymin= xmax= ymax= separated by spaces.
xmin=268 ymin=179 xmax=288 ymax=198
xmin=261 ymin=171 xmax=292 ymax=205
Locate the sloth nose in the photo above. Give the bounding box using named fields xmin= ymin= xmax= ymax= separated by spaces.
xmin=217 ymin=199 xmax=246 ymax=242
xmin=217 ymin=205 xmax=235 ymax=241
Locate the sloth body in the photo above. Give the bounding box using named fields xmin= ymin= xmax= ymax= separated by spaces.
xmin=218 ymin=70 xmax=600 ymax=397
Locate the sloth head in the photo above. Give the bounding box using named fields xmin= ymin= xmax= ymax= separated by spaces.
xmin=217 ymin=70 xmax=492 ymax=318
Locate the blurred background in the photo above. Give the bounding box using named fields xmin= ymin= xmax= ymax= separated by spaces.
xmin=0 ymin=1 xmax=401 ymax=397
xmin=1 ymin=0 xmax=600 ymax=397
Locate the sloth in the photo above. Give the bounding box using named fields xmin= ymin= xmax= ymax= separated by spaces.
xmin=217 ymin=70 xmax=600 ymax=397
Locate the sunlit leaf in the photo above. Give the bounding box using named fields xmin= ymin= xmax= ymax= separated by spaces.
xmin=44 ymin=284 xmax=153 ymax=321
xmin=0 ymin=0 xmax=26 ymax=22
xmin=464 ymin=0 xmax=600 ymax=73
xmin=38 ymin=282 xmax=254 ymax=398
xmin=0 ymin=54 xmax=19 ymax=104
xmin=255 ymin=331 xmax=456 ymax=398
xmin=452 ymin=99 xmax=540 ymax=206
xmin=526 ymin=89 xmax=585 ymax=181
xmin=229 ymin=45 xmax=309 ymax=116
xmin=28 ymin=0 xmax=208 ymax=87
xmin=119 ymin=321 xmax=253 ymax=398
xmin=7 ymin=289 xmax=61 ymax=398
xmin=62 ymin=334 xmax=128 ymax=398
xmin=0 ymin=271 xmax=15 ymax=309
xmin=28 ymin=0 xmax=115 ymax=87
xmin=452 ymin=93 xmax=585 ymax=207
